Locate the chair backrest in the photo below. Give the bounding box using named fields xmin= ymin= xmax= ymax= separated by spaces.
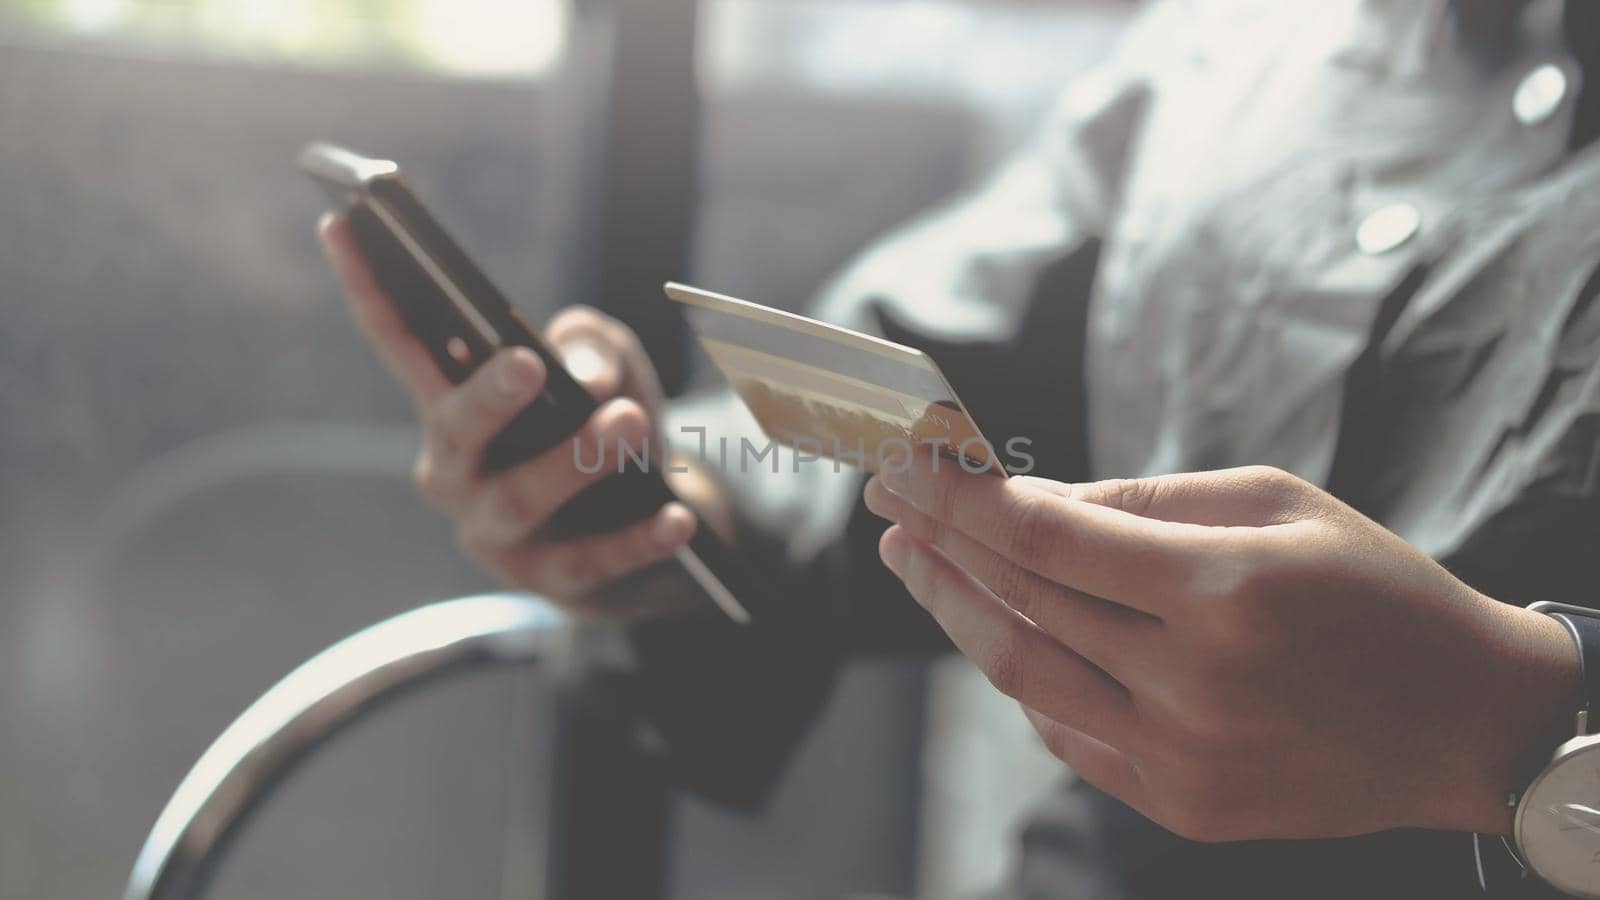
xmin=124 ymin=594 xmax=578 ymax=900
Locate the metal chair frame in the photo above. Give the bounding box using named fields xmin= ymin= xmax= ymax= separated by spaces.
xmin=121 ymin=594 xmax=668 ymax=900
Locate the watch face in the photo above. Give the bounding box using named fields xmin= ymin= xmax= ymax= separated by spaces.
xmin=1518 ymin=736 xmax=1600 ymax=898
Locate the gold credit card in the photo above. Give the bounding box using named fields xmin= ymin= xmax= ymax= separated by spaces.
xmin=664 ymin=283 xmax=1005 ymax=476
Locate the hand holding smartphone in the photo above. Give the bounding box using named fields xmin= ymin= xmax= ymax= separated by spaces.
xmin=303 ymin=142 xmax=755 ymax=623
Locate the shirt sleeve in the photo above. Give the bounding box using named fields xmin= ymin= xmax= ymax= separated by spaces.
xmin=663 ymin=0 xmax=1168 ymax=574
xmin=625 ymin=2 xmax=1178 ymax=807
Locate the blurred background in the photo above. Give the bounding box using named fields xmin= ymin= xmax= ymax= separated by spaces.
xmin=0 ymin=1 xmax=1131 ymax=897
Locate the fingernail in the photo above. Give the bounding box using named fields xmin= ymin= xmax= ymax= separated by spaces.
xmin=881 ymin=445 xmax=911 ymax=468
xmin=654 ymin=504 xmax=694 ymax=544
xmin=880 ymin=527 xmax=911 ymax=574
xmin=879 ymin=464 xmax=909 ymax=493
xmin=563 ymin=342 xmax=606 ymax=388
xmin=497 ymin=349 xmax=542 ymax=396
xmin=862 ymin=477 xmax=897 ymax=519
xmin=600 ymin=400 xmax=648 ymax=445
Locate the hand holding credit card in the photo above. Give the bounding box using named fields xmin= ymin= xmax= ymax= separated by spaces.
xmin=664 ymin=283 xmax=1006 ymax=477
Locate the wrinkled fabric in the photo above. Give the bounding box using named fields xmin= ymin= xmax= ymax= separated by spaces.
xmin=681 ymin=0 xmax=1597 ymax=564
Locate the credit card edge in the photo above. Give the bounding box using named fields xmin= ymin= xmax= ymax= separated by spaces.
xmin=664 ymin=282 xmax=929 ymax=364
xmin=666 ymin=283 xmax=1010 ymax=479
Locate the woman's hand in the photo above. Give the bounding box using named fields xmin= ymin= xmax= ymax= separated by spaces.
xmin=865 ymin=459 xmax=1578 ymax=840
xmin=320 ymin=212 xmax=709 ymax=618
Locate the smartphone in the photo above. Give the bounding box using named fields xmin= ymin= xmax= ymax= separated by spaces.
xmin=301 ymin=142 xmax=753 ymax=624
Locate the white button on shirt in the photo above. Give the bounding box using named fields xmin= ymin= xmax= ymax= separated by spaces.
xmin=681 ymin=0 xmax=1600 ymax=568
xmin=1356 ymin=203 xmax=1423 ymax=256
xmin=1515 ymin=63 xmax=1570 ymax=126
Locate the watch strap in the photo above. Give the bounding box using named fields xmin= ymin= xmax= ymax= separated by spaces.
xmin=1529 ymin=601 xmax=1600 ymax=733
xmin=1476 ymin=832 xmax=1533 ymax=897
xmin=1478 ymin=602 xmax=1600 ymax=895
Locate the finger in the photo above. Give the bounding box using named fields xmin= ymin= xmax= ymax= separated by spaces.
xmin=546 ymin=307 xmax=663 ymax=417
xmin=1021 ymin=706 xmax=1144 ymax=809
xmin=865 ymin=476 xmax=1159 ymax=682
xmin=318 ymin=212 xmax=451 ymax=406
xmin=422 ymin=347 xmax=547 ymax=481
xmin=1038 ymin=465 xmax=1318 ymax=528
xmin=457 ymin=398 xmax=651 ymax=549
xmin=879 ymin=525 xmax=1140 ymax=748
xmin=500 ymin=501 xmax=696 ymax=602
xmin=878 ymin=455 xmax=1215 ymax=615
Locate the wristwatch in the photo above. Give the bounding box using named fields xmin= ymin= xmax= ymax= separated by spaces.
xmin=1478 ymin=602 xmax=1600 ymax=898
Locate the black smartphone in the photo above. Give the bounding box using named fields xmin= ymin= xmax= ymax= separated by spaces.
xmin=301 ymin=142 xmax=753 ymax=624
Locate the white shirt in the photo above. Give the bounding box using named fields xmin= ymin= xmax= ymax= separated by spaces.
xmin=672 ymin=0 xmax=1600 ymax=566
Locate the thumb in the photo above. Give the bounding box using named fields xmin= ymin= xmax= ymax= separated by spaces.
xmin=544 ymin=307 xmax=665 ymax=420
xmin=556 ymin=337 xmax=624 ymax=401
xmin=1019 ymin=466 xmax=1314 ymax=528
